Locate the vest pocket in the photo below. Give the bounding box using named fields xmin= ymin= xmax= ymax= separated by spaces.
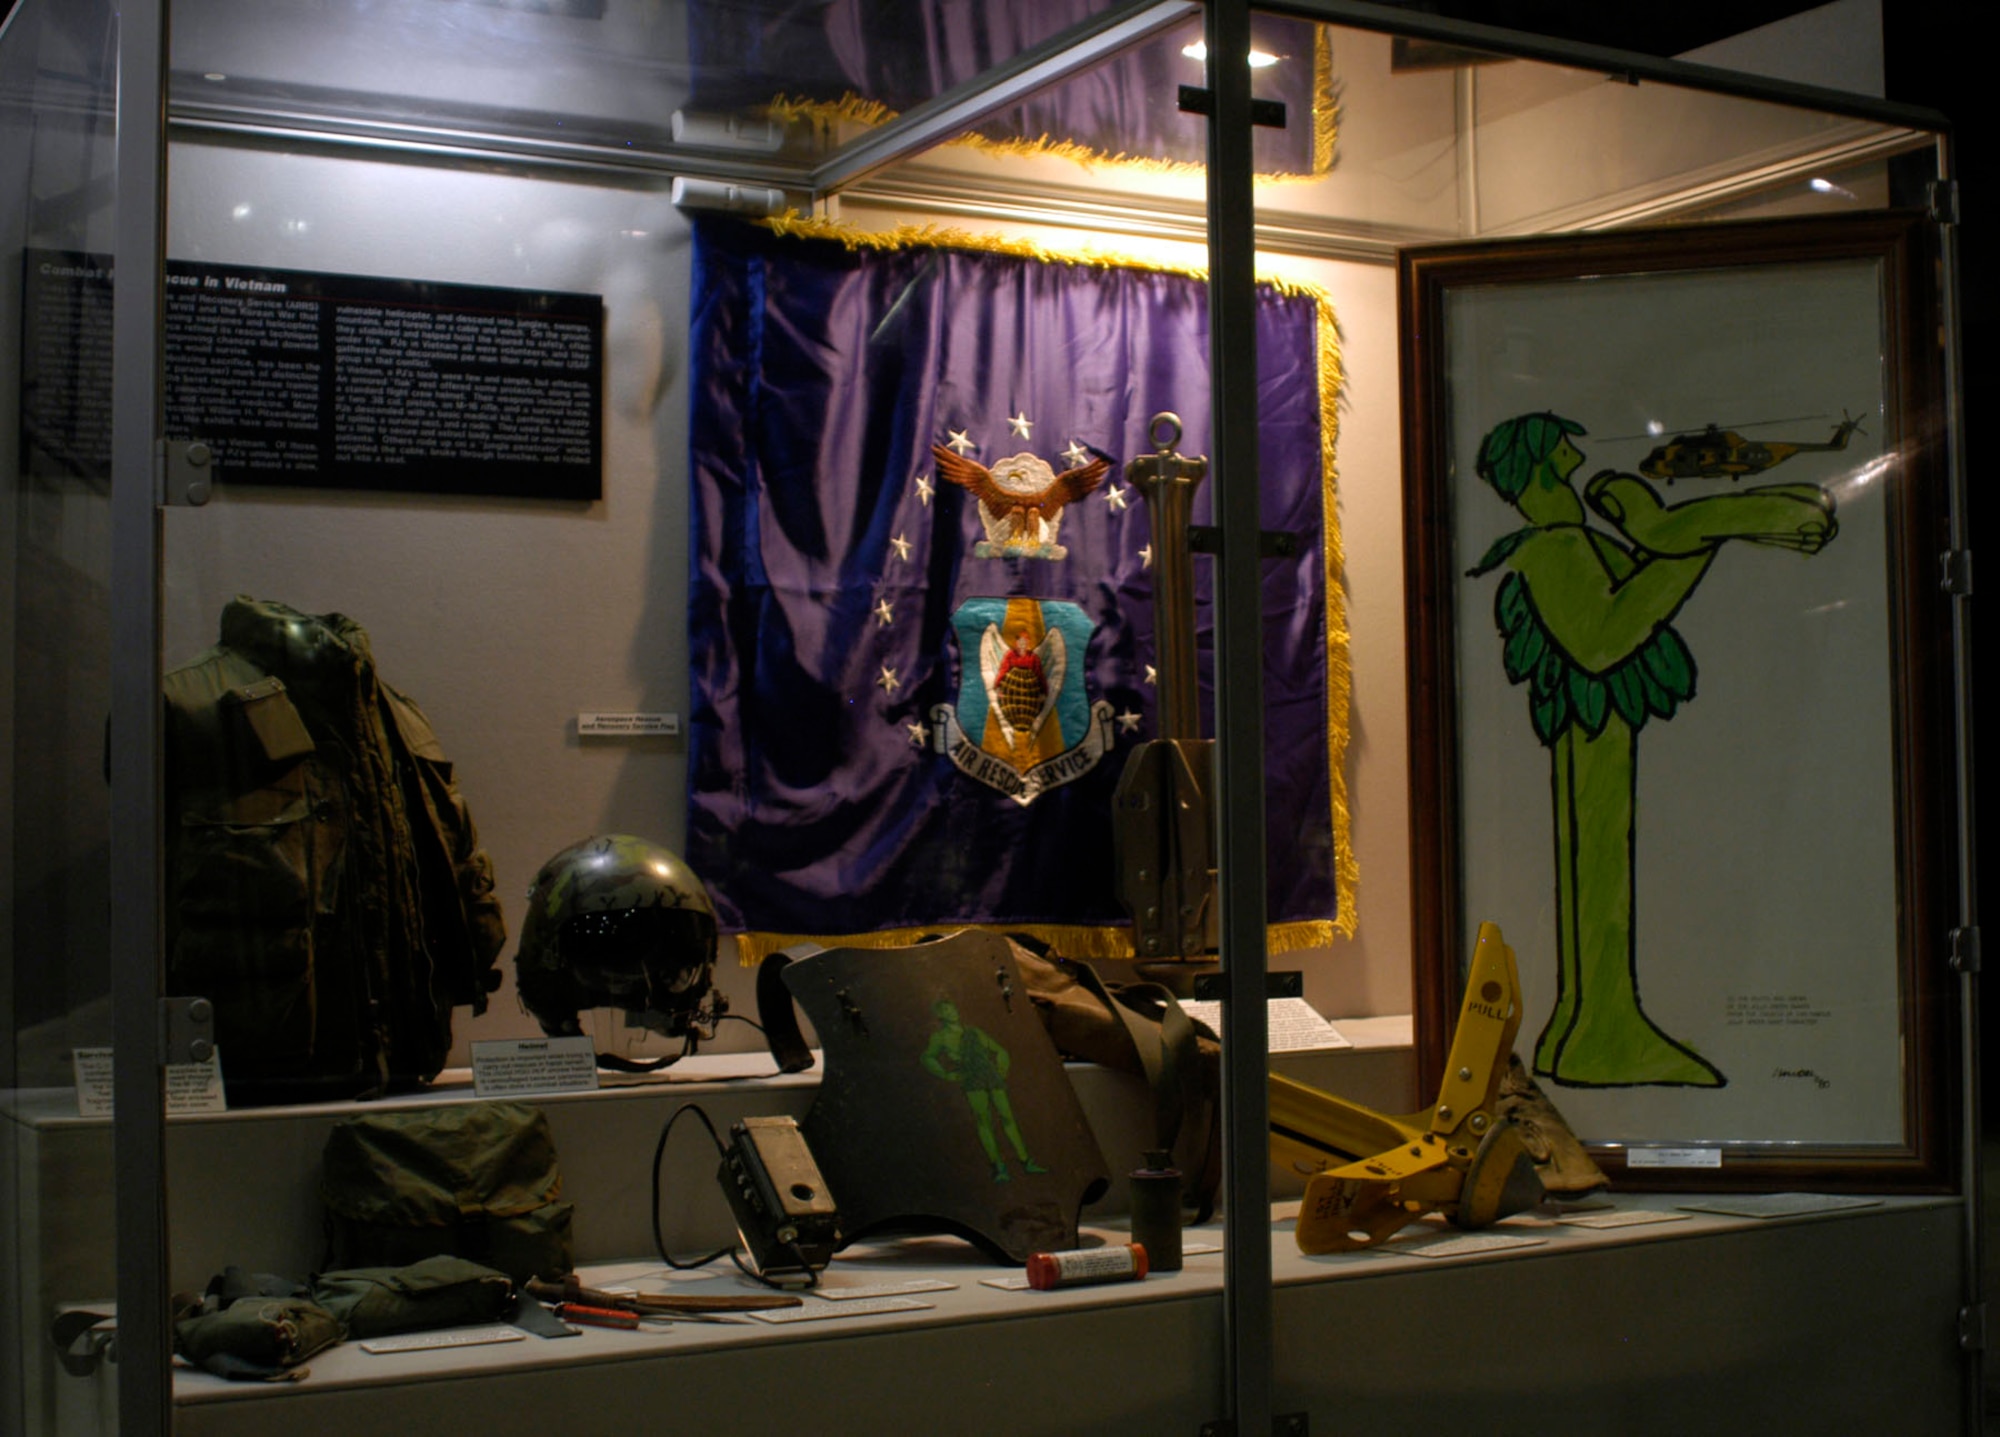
xmin=170 ymin=782 xmax=339 ymax=1071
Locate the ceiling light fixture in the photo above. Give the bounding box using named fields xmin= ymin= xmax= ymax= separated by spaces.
xmin=1181 ymin=41 xmax=1280 ymax=67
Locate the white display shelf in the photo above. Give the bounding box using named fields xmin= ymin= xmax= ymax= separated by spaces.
xmin=163 ymin=1194 xmax=1961 ymax=1437
xmin=3 ymin=1022 xmax=1418 ymax=1437
xmin=10 ymin=1027 xmax=1965 ymax=1434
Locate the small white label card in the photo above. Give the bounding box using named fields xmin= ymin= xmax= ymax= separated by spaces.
xmin=809 ymin=1278 xmax=957 ymax=1301
xmin=747 ymin=1296 xmax=933 ymax=1324
xmin=980 ymin=1274 xmax=1034 ymax=1291
xmin=166 ymin=1051 xmax=228 ymax=1113
xmin=1178 ymin=997 xmax=1351 ymax=1053
xmin=360 ymin=1325 xmax=527 ymax=1354
xmin=1626 ymin=1146 xmax=1723 ymax=1169
xmin=1370 ymin=1231 xmax=1549 ymax=1260
xmin=1676 ymin=1193 xmax=1883 ymax=1220
xmin=1557 ymin=1209 xmax=1693 ymax=1230
xmin=72 ymin=1047 xmax=228 ymax=1117
xmin=72 ymin=1048 xmax=114 ymax=1117
xmin=577 ymin=712 xmax=680 ymax=737
xmin=472 ymin=1036 xmax=599 ymax=1097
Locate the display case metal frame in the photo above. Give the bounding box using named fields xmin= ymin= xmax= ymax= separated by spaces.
xmin=84 ymin=3 xmax=1973 ymax=1435
xmin=110 ymin=0 xmax=172 ymax=1433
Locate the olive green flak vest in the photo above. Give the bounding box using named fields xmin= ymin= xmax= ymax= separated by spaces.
xmin=163 ymin=596 xmax=506 ymax=1105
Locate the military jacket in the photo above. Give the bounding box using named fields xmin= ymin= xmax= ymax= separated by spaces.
xmin=164 ymin=597 xmax=505 ymax=1104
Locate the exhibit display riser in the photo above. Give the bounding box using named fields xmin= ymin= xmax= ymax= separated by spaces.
xmin=8 ymin=1034 xmax=1413 ymax=1282
xmin=2 ymin=1032 xmax=1417 ymax=1437
xmin=154 ymin=1199 xmax=1961 ymax=1437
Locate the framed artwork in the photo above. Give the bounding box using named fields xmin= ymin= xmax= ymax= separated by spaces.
xmin=1402 ymin=213 xmax=1957 ymax=1187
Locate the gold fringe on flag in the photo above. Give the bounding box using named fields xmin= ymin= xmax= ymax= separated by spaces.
xmin=1312 ymin=27 xmax=1340 ymax=177
xmin=733 ymin=918 xmax=1341 ymax=969
xmin=759 ymin=210 xmax=1325 ymax=299
xmin=731 ymin=212 xmax=1357 ymax=963
xmin=1314 ymin=294 xmax=1358 ymax=940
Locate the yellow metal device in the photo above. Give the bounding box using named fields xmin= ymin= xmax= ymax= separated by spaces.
xmin=1271 ymin=921 xmax=1545 ymax=1253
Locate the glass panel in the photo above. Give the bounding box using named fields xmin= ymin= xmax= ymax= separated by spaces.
xmin=152 ymin=13 xmax=1221 ymax=1426
xmin=1235 ymin=21 xmax=1425 ymax=1286
xmin=1243 ymin=2 xmax=1948 ymax=1259
xmin=859 ymin=18 xmax=1926 ymax=270
xmin=1454 ymin=51 xmax=1918 ymax=234
xmin=1 ymin=0 xmax=122 ymax=1432
xmin=100 ymin=0 xmax=1957 ymax=1427
xmin=165 ymin=0 xmax=1146 ymax=169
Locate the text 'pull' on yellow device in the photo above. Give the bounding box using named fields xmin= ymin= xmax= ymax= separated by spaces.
xmin=1271 ymin=921 xmax=1545 ymax=1254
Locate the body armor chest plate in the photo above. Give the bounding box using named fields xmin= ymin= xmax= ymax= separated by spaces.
xmin=784 ymin=931 xmax=1110 ymax=1263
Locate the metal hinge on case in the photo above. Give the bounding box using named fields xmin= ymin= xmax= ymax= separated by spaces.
xmin=1960 ymin=1302 xmax=1986 ymax=1351
xmin=1949 ymin=927 xmax=1981 ymax=975
xmin=1929 ymin=179 xmax=1960 ymax=225
xmin=1940 ymin=549 xmax=1973 ymax=595
xmin=159 ymin=996 xmax=217 ymax=1065
xmin=159 ymin=439 xmax=215 ymax=506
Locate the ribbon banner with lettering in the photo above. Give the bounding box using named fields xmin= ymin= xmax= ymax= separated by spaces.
xmin=688 ymin=4 xmax=1334 ymax=178
xmin=686 ymin=216 xmax=1351 ymax=960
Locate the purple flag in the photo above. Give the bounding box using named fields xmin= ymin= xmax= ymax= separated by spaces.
xmin=686 ymin=217 xmax=1345 ymax=957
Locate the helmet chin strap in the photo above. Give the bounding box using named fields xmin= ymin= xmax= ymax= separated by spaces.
xmin=593 ymin=1041 xmax=688 ymax=1074
xmin=589 ymin=989 xmax=728 ymax=1071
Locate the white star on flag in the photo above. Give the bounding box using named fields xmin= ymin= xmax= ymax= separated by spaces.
xmin=873 ymin=598 xmax=894 ymax=626
xmin=877 ymin=665 xmax=900 ymax=694
xmin=1117 ymin=709 xmax=1142 ymax=733
xmin=1007 ymin=412 xmax=1033 ymax=439
xmin=1143 ymin=665 xmax=1157 ymax=687
xmin=1139 ymin=543 xmax=1153 ymax=569
xmin=1104 ymin=483 xmax=1130 ymax=512
xmin=946 ymin=429 xmax=975 ymax=455
xmin=889 ymin=533 xmax=913 ymax=561
xmin=906 ymin=720 xmax=928 ymax=747
xmin=1061 ymin=439 xmax=1091 ymax=467
xmin=915 ymin=473 xmax=934 ymax=505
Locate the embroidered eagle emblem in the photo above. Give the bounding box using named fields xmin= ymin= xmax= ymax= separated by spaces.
xmin=932 ymin=444 xmax=1110 ymax=560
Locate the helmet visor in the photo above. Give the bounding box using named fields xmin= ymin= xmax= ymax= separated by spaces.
xmin=558 ymin=906 xmax=716 ymax=1010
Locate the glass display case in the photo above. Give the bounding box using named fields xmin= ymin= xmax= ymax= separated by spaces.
xmin=1 ymin=1 xmax=1973 ymax=1433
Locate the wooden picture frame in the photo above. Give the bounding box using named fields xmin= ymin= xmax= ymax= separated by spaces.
xmin=1402 ymin=213 xmax=1957 ymax=1188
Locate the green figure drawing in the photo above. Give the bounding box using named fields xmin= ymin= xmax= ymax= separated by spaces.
xmin=1469 ymin=412 xmax=1839 ymax=1088
xmin=922 ymin=999 xmax=1047 ymax=1181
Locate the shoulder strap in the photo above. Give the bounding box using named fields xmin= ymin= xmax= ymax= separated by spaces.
xmin=1063 ymin=962 xmax=1194 ymax=1154
xmin=756 ymin=944 xmax=822 ymax=1074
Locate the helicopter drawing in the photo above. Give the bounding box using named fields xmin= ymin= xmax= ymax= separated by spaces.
xmin=1629 ymin=412 xmax=1865 ymax=483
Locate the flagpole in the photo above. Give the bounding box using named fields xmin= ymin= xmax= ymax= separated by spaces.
xmin=1203 ymin=0 xmax=1277 ymax=1433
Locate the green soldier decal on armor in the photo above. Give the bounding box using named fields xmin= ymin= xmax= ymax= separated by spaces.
xmin=922 ymin=999 xmax=1048 ymax=1182
xmin=1469 ymin=411 xmax=1839 ymax=1089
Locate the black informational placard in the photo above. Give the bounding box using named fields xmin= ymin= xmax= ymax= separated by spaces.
xmin=20 ymin=250 xmax=603 ymax=500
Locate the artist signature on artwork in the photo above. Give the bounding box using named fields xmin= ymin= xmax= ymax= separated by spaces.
xmin=1772 ymin=1067 xmax=1831 ymax=1090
